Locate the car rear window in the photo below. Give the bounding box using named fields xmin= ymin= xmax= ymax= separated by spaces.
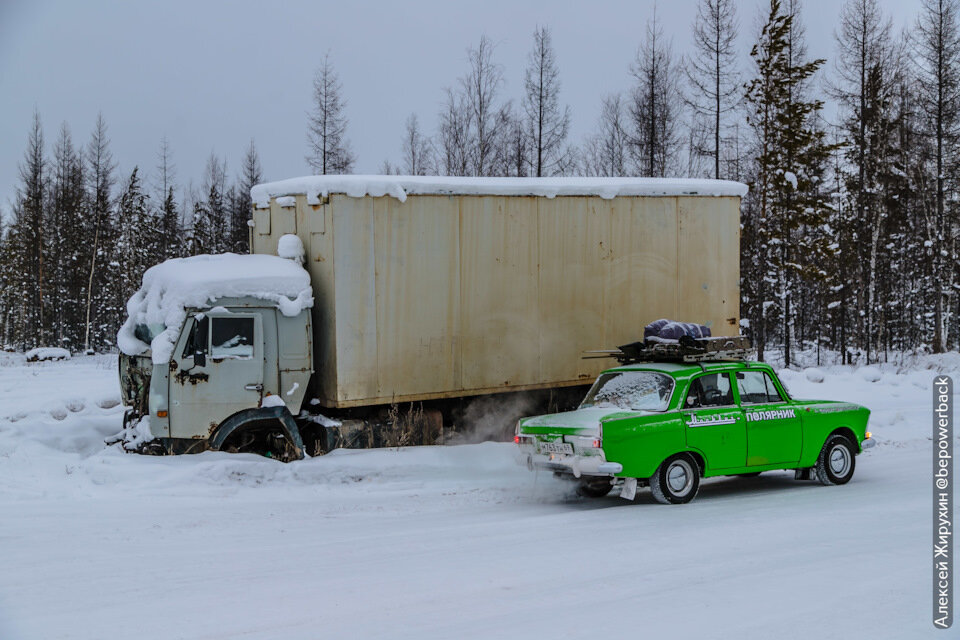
xmin=580 ymin=371 xmax=674 ymax=412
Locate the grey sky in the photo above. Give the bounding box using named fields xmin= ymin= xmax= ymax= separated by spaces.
xmin=0 ymin=0 xmax=922 ymax=215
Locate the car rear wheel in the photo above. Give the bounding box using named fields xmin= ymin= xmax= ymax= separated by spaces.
xmin=650 ymin=454 xmax=700 ymax=504
xmin=576 ymin=477 xmax=613 ymax=498
xmin=815 ymin=435 xmax=856 ymax=486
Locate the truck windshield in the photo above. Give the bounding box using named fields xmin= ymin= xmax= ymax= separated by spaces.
xmin=580 ymin=371 xmax=674 ymax=412
xmin=133 ymin=323 xmax=165 ymax=345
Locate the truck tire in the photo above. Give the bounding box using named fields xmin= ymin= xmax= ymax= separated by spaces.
xmin=815 ymin=435 xmax=856 ymax=486
xmin=576 ymin=477 xmax=613 ymax=498
xmin=650 ymin=454 xmax=700 ymax=504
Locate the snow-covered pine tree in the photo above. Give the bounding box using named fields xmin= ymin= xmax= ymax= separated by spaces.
xmin=306 ymin=52 xmax=355 ymax=175
xmin=48 ymin=123 xmax=88 ymax=349
xmin=914 ymin=0 xmax=960 ymax=352
xmin=83 ymin=113 xmax=117 ymax=353
xmin=190 ymin=154 xmax=228 ymax=255
xmin=115 ymin=167 xmax=152 ymax=315
xmin=832 ymin=0 xmax=906 ymax=362
xmin=11 ymin=111 xmax=48 ymax=348
xmin=629 ymin=5 xmax=682 ymax=177
xmin=743 ymin=0 xmax=832 ymax=365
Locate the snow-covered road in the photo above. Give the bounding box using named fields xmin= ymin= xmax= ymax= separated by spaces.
xmin=0 ymin=353 xmax=955 ymax=639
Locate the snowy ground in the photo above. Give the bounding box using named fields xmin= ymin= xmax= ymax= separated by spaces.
xmin=0 ymin=352 xmax=956 ymax=639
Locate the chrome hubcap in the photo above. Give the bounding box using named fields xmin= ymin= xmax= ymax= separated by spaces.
xmin=666 ymin=460 xmax=693 ymax=495
xmin=829 ymin=445 xmax=851 ymax=476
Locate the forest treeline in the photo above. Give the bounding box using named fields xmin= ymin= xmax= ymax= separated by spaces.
xmin=1 ymin=0 xmax=957 ymax=365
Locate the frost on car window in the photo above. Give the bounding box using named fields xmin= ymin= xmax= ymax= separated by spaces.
xmin=580 ymin=372 xmax=674 ymax=412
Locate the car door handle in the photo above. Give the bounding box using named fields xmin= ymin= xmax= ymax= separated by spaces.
xmin=245 ymin=383 xmax=263 ymax=392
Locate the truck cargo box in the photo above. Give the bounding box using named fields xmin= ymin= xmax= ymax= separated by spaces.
xmin=250 ymin=176 xmax=746 ymax=409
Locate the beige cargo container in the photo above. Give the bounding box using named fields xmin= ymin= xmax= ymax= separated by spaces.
xmin=250 ymin=176 xmax=745 ymax=409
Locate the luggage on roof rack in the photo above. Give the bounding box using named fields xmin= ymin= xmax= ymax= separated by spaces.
xmin=584 ymin=335 xmax=754 ymax=364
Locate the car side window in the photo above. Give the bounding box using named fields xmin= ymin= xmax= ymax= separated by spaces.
xmin=737 ymin=371 xmax=783 ymax=404
xmin=685 ymin=373 xmax=734 ymax=408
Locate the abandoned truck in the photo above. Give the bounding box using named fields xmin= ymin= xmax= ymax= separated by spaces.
xmin=115 ymin=175 xmax=747 ymax=459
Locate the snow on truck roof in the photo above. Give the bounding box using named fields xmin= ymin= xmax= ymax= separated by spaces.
xmin=251 ymin=175 xmax=749 ymax=207
xmin=117 ymin=253 xmax=313 ymax=363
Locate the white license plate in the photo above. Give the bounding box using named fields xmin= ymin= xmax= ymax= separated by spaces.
xmin=539 ymin=441 xmax=573 ymax=455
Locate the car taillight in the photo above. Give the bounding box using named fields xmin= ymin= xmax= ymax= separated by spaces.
xmin=592 ymin=438 xmax=601 ymax=448
xmin=513 ymin=435 xmax=521 ymax=444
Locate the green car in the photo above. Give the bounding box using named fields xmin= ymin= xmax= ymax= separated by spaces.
xmin=515 ymin=360 xmax=874 ymax=504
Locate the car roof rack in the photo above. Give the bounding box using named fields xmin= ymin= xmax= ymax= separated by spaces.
xmin=584 ymin=336 xmax=755 ymax=365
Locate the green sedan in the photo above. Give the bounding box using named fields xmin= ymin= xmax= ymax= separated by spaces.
xmin=515 ymin=361 xmax=874 ymax=504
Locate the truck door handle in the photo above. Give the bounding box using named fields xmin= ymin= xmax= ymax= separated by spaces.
xmin=245 ymin=383 xmax=263 ymax=392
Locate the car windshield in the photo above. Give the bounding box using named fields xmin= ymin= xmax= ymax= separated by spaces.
xmin=580 ymin=371 xmax=674 ymax=412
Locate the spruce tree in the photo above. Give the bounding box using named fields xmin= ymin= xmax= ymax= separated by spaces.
xmin=743 ymin=0 xmax=833 ymax=365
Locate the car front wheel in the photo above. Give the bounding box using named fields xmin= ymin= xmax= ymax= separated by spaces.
xmin=650 ymin=454 xmax=700 ymax=504
xmin=815 ymin=435 xmax=856 ymax=486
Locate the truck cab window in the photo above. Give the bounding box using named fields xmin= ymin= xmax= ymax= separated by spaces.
xmin=210 ymin=317 xmax=255 ymax=359
xmin=181 ymin=316 xmax=208 ymax=359
xmin=686 ymin=373 xmax=733 ymax=408
xmin=736 ymin=371 xmax=783 ymax=404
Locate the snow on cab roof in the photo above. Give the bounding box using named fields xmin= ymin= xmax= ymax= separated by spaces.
xmin=251 ymin=175 xmax=749 ymax=208
xmin=117 ymin=253 xmax=313 ymax=363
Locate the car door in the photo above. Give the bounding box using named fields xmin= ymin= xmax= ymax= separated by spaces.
xmin=735 ymin=370 xmax=803 ymax=466
xmin=682 ymin=371 xmax=747 ymax=470
xmin=169 ymin=310 xmax=265 ymax=439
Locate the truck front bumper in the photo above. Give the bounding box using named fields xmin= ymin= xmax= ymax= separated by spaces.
xmin=520 ymin=447 xmax=622 ymax=478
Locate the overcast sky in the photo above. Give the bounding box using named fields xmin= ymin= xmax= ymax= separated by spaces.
xmin=0 ymin=0 xmax=923 ymax=216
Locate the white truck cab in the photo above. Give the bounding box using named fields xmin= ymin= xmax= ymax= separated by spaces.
xmin=116 ymin=252 xmax=314 ymax=459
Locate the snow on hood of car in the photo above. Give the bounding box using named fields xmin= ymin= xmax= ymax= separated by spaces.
xmin=117 ymin=253 xmax=313 ymax=364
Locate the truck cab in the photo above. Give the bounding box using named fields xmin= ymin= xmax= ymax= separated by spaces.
xmin=116 ymin=253 xmax=314 ymax=459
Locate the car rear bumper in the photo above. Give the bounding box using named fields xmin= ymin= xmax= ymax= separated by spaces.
xmin=520 ymin=447 xmax=623 ymax=478
xmin=861 ymin=436 xmax=876 ymax=450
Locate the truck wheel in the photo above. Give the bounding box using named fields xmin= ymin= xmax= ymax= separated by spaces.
xmin=576 ymin=477 xmax=613 ymax=498
xmin=650 ymin=454 xmax=700 ymax=504
xmin=815 ymin=435 xmax=856 ymax=486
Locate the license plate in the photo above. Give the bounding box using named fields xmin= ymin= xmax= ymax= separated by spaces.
xmin=539 ymin=441 xmax=573 ymax=455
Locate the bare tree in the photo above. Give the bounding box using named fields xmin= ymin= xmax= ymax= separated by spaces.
xmin=154 ymin=136 xmax=176 ymax=201
xmin=438 ymin=87 xmax=471 ymax=176
xmin=629 ymin=5 xmax=682 ymax=176
xmin=306 ymin=52 xmax=355 ymax=175
xmin=232 ymin=139 xmax=262 ymax=252
xmin=685 ymin=0 xmax=740 ymax=179
xmin=400 ymin=114 xmax=433 ymax=175
xmin=914 ymin=0 xmax=960 ymax=352
xmin=523 ymin=26 xmax=571 ymax=177
xmin=583 ymin=94 xmax=629 ymax=177
xmin=462 ymin=36 xmax=511 ymax=176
